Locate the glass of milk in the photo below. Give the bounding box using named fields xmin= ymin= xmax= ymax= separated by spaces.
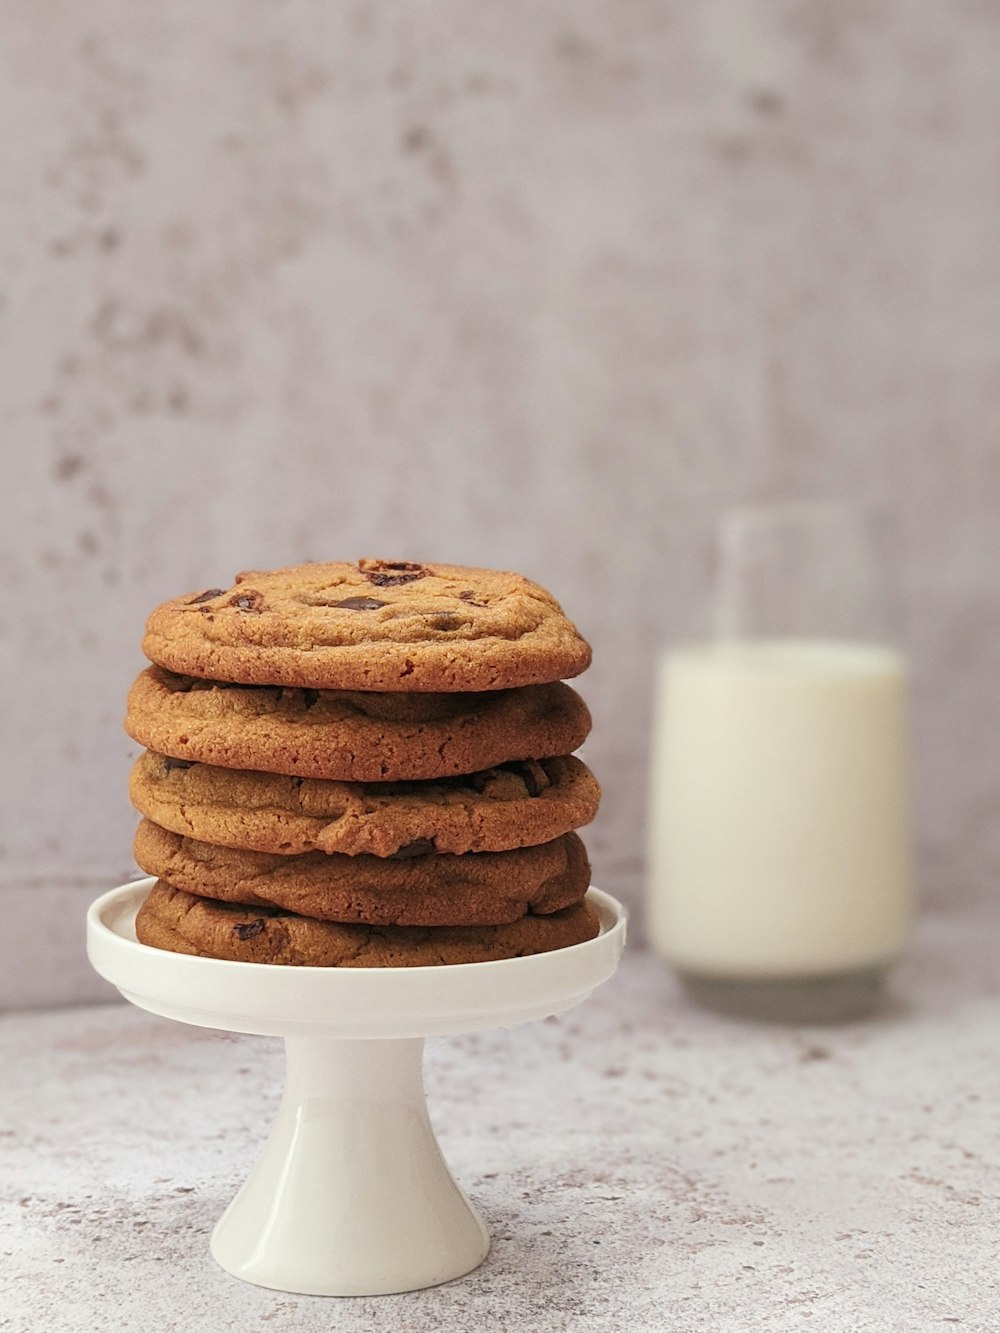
xmin=647 ymin=503 xmax=914 ymax=1022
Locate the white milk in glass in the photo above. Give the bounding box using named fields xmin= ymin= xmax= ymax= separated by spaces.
xmin=647 ymin=640 xmax=913 ymax=989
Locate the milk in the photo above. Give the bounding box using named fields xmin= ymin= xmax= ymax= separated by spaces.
xmin=647 ymin=640 xmax=913 ymax=979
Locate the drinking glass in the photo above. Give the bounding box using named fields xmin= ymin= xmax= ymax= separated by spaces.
xmin=646 ymin=503 xmax=914 ymax=1022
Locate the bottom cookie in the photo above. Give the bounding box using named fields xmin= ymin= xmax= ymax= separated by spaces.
xmin=136 ymin=880 xmax=601 ymax=967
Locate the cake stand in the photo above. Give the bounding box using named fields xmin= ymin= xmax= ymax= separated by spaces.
xmin=86 ymin=878 xmax=626 ymax=1297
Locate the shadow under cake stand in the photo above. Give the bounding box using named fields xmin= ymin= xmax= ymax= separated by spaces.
xmin=87 ymin=878 xmax=626 ymax=1297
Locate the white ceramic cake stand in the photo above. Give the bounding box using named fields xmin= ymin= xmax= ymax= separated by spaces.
xmin=86 ymin=878 xmax=626 ymax=1297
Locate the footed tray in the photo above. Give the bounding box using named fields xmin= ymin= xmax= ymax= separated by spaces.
xmin=87 ymin=878 xmax=626 ymax=1296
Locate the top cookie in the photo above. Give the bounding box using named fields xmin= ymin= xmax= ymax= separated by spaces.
xmin=142 ymin=559 xmax=592 ymax=692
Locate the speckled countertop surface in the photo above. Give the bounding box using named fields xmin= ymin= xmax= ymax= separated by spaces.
xmin=3 ymin=904 xmax=999 ymax=1333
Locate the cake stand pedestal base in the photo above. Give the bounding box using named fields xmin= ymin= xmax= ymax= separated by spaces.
xmin=87 ymin=880 xmax=625 ymax=1296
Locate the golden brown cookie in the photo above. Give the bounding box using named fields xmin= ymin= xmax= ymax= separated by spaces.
xmin=134 ymin=820 xmax=591 ymax=926
xmin=130 ymin=751 xmax=601 ymax=857
xmin=125 ymin=666 xmax=591 ymax=782
xmin=141 ymin=560 xmax=591 ymax=692
xmin=135 ymin=881 xmax=601 ymax=966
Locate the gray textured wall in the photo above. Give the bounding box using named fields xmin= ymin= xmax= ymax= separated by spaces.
xmin=3 ymin=2 xmax=999 ymax=1006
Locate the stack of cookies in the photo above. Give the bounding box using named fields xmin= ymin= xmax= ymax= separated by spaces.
xmin=126 ymin=559 xmax=601 ymax=967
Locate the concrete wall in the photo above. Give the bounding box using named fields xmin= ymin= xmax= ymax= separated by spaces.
xmin=3 ymin=1 xmax=999 ymax=1006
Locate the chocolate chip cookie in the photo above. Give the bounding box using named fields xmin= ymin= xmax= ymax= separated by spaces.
xmin=136 ymin=881 xmax=601 ymax=966
xmin=125 ymin=666 xmax=591 ymax=781
xmin=141 ymin=560 xmax=592 ymax=692
xmin=130 ymin=751 xmax=601 ymax=857
xmin=134 ymin=820 xmax=591 ymax=926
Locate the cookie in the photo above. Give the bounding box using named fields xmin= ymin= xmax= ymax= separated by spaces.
xmin=141 ymin=560 xmax=591 ymax=692
xmin=125 ymin=666 xmax=591 ymax=782
xmin=133 ymin=820 xmax=591 ymax=926
xmin=130 ymin=751 xmax=601 ymax=857
xmin=135 ymin=881 xmax=601 ymax=967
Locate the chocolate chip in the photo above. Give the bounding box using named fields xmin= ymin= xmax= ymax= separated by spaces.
xmin=389 ymin=838 xmax=437 ymax=859
xmin=358 ymin=558 xmax=427 ymax=588
xmin=234 ymin=919 xmax=266 ymax=940
xmin=162 ymin=757 xmax=194 ymax=772
xmin=458 ymin=590 xmax=485 ymax=606
xmin=228 ymin=589 xmax=264 ymax=612
xmin=361 ymin=559 xmax=424 ymax=572
xmin=186 ymin=588 xmax=224 ymax=605
xmin=301 ymin=688 xmax=320 ymax=708
xmin=366 ymin=571 xmax=426 ymax=587
xmin=333 ymin=596 xmax=388 ymax=611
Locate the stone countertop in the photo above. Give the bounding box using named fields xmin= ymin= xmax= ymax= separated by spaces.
xmin=3 ymin=905 xmax=999 ymax=1333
